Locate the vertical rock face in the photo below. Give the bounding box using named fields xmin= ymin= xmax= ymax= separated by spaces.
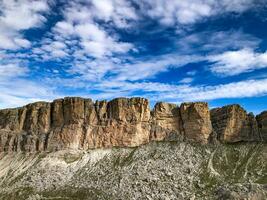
xmin=256 ymin=111 xmax=267 ymax=141
xmin=51 ymin=99 xmax=63 ymax=127
xmin=210 ymin=105 xmax=260 ymax=143
xmin=180 ymin=102 xmax=212 ymax=144
xmin=22 ymin=102 xmax=51 ymax=152
xmin=150 ymin=102 xmax=183 ymax=141
xmin=107 ymin=98 xmax=150 ymax=122
xmin=0 ymin=97 xmax=265 ymax=152
xmin=0 ymin=102 xmax=51 ymax=152
xmin=0 ymin=108 xmax=20 ymax=131
xmin=0 ymin=108 xmax=20 ymax=152
xmin=47 ymin=97 xmax=88 ymax=151
xmin=82 ymin=97 xmax=151 ymax=149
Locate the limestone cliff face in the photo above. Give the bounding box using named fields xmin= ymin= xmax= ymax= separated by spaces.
xmin=82 ymin=97 xmax=151 ymax=149
xmin=0 ymin=97 xmax=266 ymax=152
xmin=257 ymin=111 xmax=267 ymax=141
xmin=210 ymin=105 xmax=260 ymax=143
xmin=0 ymin=97 xmax=151 ymax=152
xmin=150 ymin=102 xmax=183 ymax=142
xmin=180 ymin=102 xmax=212 ymax=144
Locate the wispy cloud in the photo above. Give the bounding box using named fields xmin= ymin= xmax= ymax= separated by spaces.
xmin=208 ymin=48 xmax=267 ymax=76
xmin=179 ymin=77 xmax=194 ymax=84
xmin=177 ymin=78 xmax=267 ymax=101
xmin=176 ymin=30 xmax=261 ymax=54
xmin=0 ymin=77 xmax=58 ymax=108
xmin=115 ymin=78 xmax=267 ymax=103
xmin=112 ymin=54 xmax=202 ymax=81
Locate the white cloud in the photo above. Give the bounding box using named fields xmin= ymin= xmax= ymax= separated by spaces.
xmin=61 ymin=53 xmax=195 ymax=84
xmin=91 ymin=0 xmax=138 ymax=28
xmin=208 ymin=48 xmax=267 ymax=76
xmin=186 ymin=71 xmax=197 ymax=76
xmin=53 ymin=21 xmax=75 ymax=35
xmin=0 ymin=63 xmax=29 ymax=78
xmin=74 ymin=23 xmax=133 ymax=58
xmin=0 ymin=78 xmax=58 ymax=108
xmin=57 ymin=77 xmax=267 ymax=105
xmin=0 ymin=62 xmax=58 ymax=108
xmin=44 ymin=1 xmax=135 ymax=59
xmin=0 ymin=0 xmax=266 ymax=109
xmin=113 ymin=54 xmax=202 ymax=81
xmin=178 ymin=78 xmax=267 ymax=101
xmin=50 ymin=49 xmax=68 ymax=58
xmin=28 ymin=1 xmax=263 ymax=81
xmin=92 ymin=0 xmax=114 ymax=20
xmin=68 ymin=58 xmax=118 ymax=81
xmin=75 ymin=23 xmax=106 ymax=41
xmin=179 ymin=77 xmax=194 ymax=84
xmin=0 ymin=34 xmax=17 ymax=49
xmin=0 ymin=0 xmax=50 ymax=50
xmin=95 ymin=78 xmax=267 ymax=103
xmin=13 ymin=38 xmax=31 ymax=48
xmin=134 ymin=0 xmax=259 ymax=26
xmin=176 ymin=30 xmax=261 ymax=54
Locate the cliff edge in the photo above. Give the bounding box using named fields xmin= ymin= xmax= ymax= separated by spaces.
xmin=0 ymin=97 xmax=266 ymax=152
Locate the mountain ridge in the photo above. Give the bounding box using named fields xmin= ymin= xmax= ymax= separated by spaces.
xmin=0 ymin=97 xmax=266 ymax=153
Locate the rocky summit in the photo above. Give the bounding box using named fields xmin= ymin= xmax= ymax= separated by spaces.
xmin=0 ymin=97 xmax=266 ymax=153
xmin=0 ymin=97 xmax=266 ymax=200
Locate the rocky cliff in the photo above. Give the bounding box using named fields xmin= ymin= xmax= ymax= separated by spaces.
xmin=0 ymin=97 xmax=266 ymax=152
xmin=210 ymin=105 xmax=261 ymax=143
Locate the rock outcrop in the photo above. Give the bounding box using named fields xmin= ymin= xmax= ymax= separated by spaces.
xmin=150 ymin=102 xmax=183 ymax=142
xmin=210 ymin=105 xmax=260 ymax=143
xmin=81 ymin=97 xmax=151 ymax=149
xmin=0 ymin=97 xmax=266 ymax=152
xmin=256 ymin=111 xmax=267 ymax=141
xmin=0 ymin=97 xmax=151 ymax=152
xmin=180 ymin=102 xmax=212 ymax=144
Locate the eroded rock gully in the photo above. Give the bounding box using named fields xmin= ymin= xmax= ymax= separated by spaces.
xmin=0 ymin=97 xmax=266 ymax=152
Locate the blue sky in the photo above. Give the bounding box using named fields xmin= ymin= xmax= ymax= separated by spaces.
xmin=0 ymin=0 xmax=267 ymax=114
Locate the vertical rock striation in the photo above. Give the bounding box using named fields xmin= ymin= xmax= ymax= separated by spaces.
xmin=180 ymin=102 xmax=212 ymax=144
xmin=0 ymin=97 xmax=266 ymax=152
xmin=210 ymin=105 xmax=260 ymax=143
xmin=150 ymin=102 xmax=183 ymax=141
xmin=256 ymin=111 xmax=267 ymax=141
xmin=82 ymin=97 xmax=151 ymax=149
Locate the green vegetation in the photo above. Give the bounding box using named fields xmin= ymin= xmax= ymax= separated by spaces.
xmin=0 ymin=187 xmax=34 ymax=200
xmin=113 ymin=147 xmax=137 ymax=168
xmin=41 ymin=187 xmax=113 ymax=200
xmin=197 ymin=143 xmax=267 ymax=196
xmin=63 ymin=153 xmax=83 ymax=164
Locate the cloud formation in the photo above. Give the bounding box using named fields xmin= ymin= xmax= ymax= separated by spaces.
xmin=209 ymin=48 xmax=267 ymax=76
xmin=0 ymin=63 xmax=28 ymax=78
xmin=134 ymin=0 xmax=260 ymax=26
xmin=0 ymin=0 xmax=266 ymax=111
xmin=0 ymin=0 xmax=50 ymax=50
